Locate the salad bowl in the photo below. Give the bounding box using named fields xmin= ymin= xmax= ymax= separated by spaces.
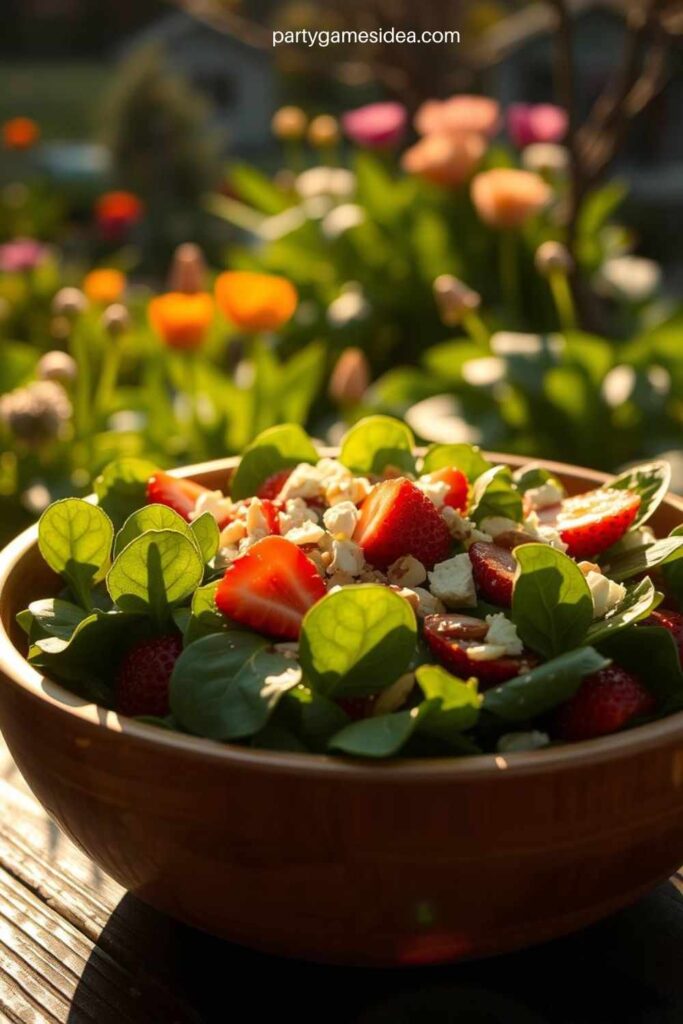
xmin=1 ymin=448 xmax=683 ymax=966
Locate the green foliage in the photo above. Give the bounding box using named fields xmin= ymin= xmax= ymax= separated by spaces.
xmin=512 ymin=544 xmax=593 ymax=659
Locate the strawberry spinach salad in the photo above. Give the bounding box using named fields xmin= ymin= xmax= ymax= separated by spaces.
xmin=17 ymin=415 xmax=683 ymax=759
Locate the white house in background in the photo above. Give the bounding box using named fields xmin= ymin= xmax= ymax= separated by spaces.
xmin=120 ymin=10 xmax=277 ymax=157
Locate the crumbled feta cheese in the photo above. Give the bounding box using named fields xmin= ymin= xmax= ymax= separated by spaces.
xmin=416 ymin=476 xmax=451 ymax=509
xmin=497 ymin=730 xmax=550 ymax=753
xmin=246 ymin=499 xmax=270 ymax=540
xmin=278 ymin=497 xmax=318 ymax=534
xmin=480 ymin=516 xmax=522 ymax=539
xmin=466 ymin=643 xmax=508 ymax=661
xmin=278 ymin=462 xmax=323 ymax=501
xmin=215 ymin=545 xmax=239 ymax=570
xmin=326 ymin=475 xmax=372 ymax=506
xmin=219 ymin=518 xmax=247 ymax=545
xmin=484 ymin=613 xmax=523 ymax=655
xmin=328 ymin=538 xmax=365 ymax=576
xmin=387 ymin=554 xmax=427 ymax=588
xmin=428 ymin=553 xmax=477 ymax=608
xmin=441 ymin=507 xmax=492 ymax=547
xmin=523 ymin=511 xmax=568 ymax=552
xmin=323 ymin=501 xmax=359 ymax=539
xmin=390 ymin=585 xmax=420 ymax=614
xmin=411 ymin=587 xmax=446 ymax=617
xmin=373 ymin=673 xmax=415 ymax=715
xmin=358 ymin=566 xmax=388 ymax=584
xmin=326 ymin=570 xmax=355 ymax=589
xmin=583 ymin=569 xmax=627 ymax=619
xmin=285 ymin=522 xmax=326 ymax=546
xmin=191 ymin=489 xmax=234 ymax=524
xmin=525 ymin=481 xmax=564 ymax=509
xmin=612 ymin=526 xmax=656 ymax=551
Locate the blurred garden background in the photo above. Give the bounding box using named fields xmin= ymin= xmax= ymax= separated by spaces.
xmin=1 ymin=0 xmax=682 ymax=546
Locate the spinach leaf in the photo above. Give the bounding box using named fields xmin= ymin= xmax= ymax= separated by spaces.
xmin=512 ymin=544 xmax=593 ymax=658
xmin=421 ymin=443 xmax=491 ymax=482
xmin=610 ymin=460 xmax=671 ymax=528
xmin=114 ymin=503 xmax=197 ymax=558
xmin=38 ymin=499 xmax=114 ymax=609
xmin=94 ymin=457 xmax=158 ymax=530
xmin=470 ymin=465 xmax=523 ymax=524
xmin=415 ymin=664 xmax=481 ymax=734
xmin=230 ymin=423 xmax=318 ymax=500
xmin=299 ymin=584 xmax=417 ymax=698
xmin=328 ymin=702 xmax=436 ymax=758
xmin=339 ymin=415 xmax=416 ymax=476
xmin=603 ymin=535 xmax=683 ymax=582
xmin=599 ymin=626 xmax=683 ymax=711
xmin=107 ymin=529 xmax=203 ymax=624
xmin=191 ymin=511 xmax=220 ymax=564
xmin=483 ymin=647 xmax=609 ymax=722
xmin=586 ymin=577 xmax=658 ymax=646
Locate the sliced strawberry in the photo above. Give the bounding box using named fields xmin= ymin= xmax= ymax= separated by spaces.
xmin=257 ymin=468 xmax=292 ymax=501
xmin=258 ymin=498 xmax=281 ymax=536
xmin=553 ymin=664 xmax=655 ymax=741
xmin=115 ymin=633 xmax=183 ymax=718
xmin=426 ymin=466 xmax=469 ymax=512
xmin=468 ymin=542 xmax=517 ymax=607
xmin=147 ymin=471 xmax=211 ymax=522
xmin=539 ymin=487 xmax=641 ymax=559
xmin=643 ymin=608 xmax=683 ymax=664
xmin=354 ymin=478 xmax=452 ymax=569
xmin=215 ymin=535 xmax=326 ymax=640
xmin=423 ymin=613 xmax=536 ymax=688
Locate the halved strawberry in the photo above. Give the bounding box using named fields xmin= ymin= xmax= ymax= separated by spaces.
xmin=354 ymin=478 xmax=452 ymax=569
xmin=425 ymin=466 xmax=469 ymax=512
xmin=468 ymin=543 xmax=517 ymax=607
xmin=643 ymin=608 xmax=683 ymax=664
xmin=257 ymin=469 xmax=292 ymax=501
xmin=539 ymin=487 xmax=641 ymax=559
xmin=553 ymin=664 xmax=654 ymax=741
xmin=215 ymin=535 xmax=326 ymax=640
xmin=147 ymin=471 xmax=212 ymax=521
xmin=423 ymin=613 xmax=536 ymax=688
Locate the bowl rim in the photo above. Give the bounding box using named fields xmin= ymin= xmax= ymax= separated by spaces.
xmin=2 ymin=450 xmax=683 ymax=781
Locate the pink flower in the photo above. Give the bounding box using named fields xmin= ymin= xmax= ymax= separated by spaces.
xmin=415 ymin=95 xmax=500 ymax=139
xmin=341 ymin=102 xmax=408 ymax=149
xmin=507 ymin=104 xmax=568 ymax=149
xmin=0 ymin=238 xmax=47 ymax=273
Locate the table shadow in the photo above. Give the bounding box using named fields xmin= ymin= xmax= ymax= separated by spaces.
xmin=67 ymin=881 xmax=683 ymax=1024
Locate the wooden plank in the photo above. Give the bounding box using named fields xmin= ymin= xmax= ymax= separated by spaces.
xmin=0 ymin=740 xmax=200 ymax=1024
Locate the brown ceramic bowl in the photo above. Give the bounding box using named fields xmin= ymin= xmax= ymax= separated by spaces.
xmin=1 ymin=453 xmax=683 ymax=966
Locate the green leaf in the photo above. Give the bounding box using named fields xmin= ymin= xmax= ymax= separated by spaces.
xmin=599 ymin=626 xmax=683 ymax=710
xmin=512 ymin=544 xmax=593 ymax=659
xmin=183 ymin=581 xmax=235 ymax=645
xmin=38 ymin=499 xmax=114 ymax=609
xmin=512 ymin=465 xmax=563 ymax=496
xmin=114 ymin=504 xmax=197 ymax=558
xmin=190 ymin=512 xmax=220 ymax=564
xmin=170 ymin=631 xmax=300 ymax=740
xmin=300 ymin=585 xmax=417 ymax=698
xmin=339 ymin=415 xmax=416 ymax=476
xmin=28 ymin=609 xmax=149 ymax=705
xmin=328 ymin=704 xmax=434 ymax=758
xmin=277 ymin=685 xmax=350 ymax=752
xmin=94 ymin=457 xmax=158 ymax=530
xmin=586 ymin=577 xmax=657 ymax=646
xmin=415 ymin=664 xmax=481 ymax=733
xmin=107 ymin=530 xmax=204 ymax=623
xmin=421 ymin=443 xmax=491 ymax=482
xmin=483 ymin=647 xmax=610 ymax=722
xmin=603 ymin=536 xmax=683 ymax=582
xmin=470 ymin=465 xmax=523 ymax=524
xmin=27 ymin=599 xmax=88 ymax=641
xmin=610 ymin=461 xmax=671 ymax=529
xmin=230 ymin=423 xmax=318 ymax=501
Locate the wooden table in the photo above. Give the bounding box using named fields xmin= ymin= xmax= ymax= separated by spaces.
xmin=1 ymin=735 xmax=683 ymax=1024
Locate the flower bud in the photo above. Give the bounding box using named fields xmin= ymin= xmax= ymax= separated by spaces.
xmin=328 ymin=347 xmax=370 ymax=405
xmin=308 ymin=115 xmax=340 ymax=149
xmin=52 ymin=286 xmax=88 ymax=318
xmin=534 ymin=241 xmax=574 ymax=277
xmin=0 ymin=381 xmax=72 ymax=446
xmin=433 ymin=274 xmax=481 ymax=326
xmin=36 ymin=350 xmax=77 ymax=384
xmin=101 ymin=303 xmax=131 ymax=337
xmin=271 ymin=106 xmax=308 ymax=141
xmin=168 ymin=242 xmax=207 ymax=294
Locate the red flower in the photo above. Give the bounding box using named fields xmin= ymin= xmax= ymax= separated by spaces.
xmin=95 ymin=191 xmax=144 ymax=241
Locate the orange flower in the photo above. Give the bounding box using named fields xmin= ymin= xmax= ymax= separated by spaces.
xmin=2 ymin=117 xmax=40 ymax=150
xmin=83 ymin=268 xmax=126 ymax=305
xmin=215 ymin=271 xmax=298 ymax=332
xmin=470 ymin=168 xmax=553 ymax=228
xmin=94 ymin=191 xmax=144 ymax=240
xmin=415 ymin=96 xmax=500 ymax=139
xmin=402 ymin=133 xmax=486 ymax=188
xmin=149 ymin=292 xmax=214 ymax=350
